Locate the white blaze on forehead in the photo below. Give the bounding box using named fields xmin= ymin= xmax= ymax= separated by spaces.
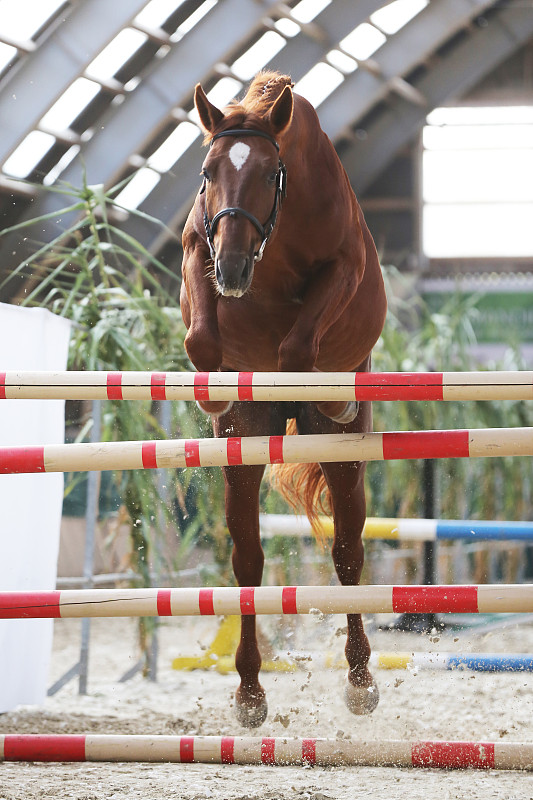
xmin=229 ymin=141 xmax=250 ymax=171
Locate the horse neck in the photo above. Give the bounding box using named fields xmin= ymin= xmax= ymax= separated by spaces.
xmin=279 ymin=99 xmax=348 ymax=226
xmin=282 ymin=99 xmax=323 ymax=179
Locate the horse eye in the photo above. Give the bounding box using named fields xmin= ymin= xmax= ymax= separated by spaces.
xmin=268 ymin=171 xmax=277 ymax=185
xmin=201 ymin=169 xmax=211 ymax=181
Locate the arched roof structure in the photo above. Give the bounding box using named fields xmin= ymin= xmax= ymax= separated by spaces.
xmin=0 ymin=0 xmax=532 ymax=296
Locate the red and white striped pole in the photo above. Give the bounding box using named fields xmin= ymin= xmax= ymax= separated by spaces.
xmin=1 ymin=734 xmax=532 ymax=769
xmin=1 ymin=370 xmax=532 ymax=402
xmin=1 ymin=427 xmax=532 ymax=474
xmin=0 ymin=584 xmax=531 ymax=619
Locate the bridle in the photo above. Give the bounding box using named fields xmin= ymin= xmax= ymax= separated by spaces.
xmin=200 ymin=128 xmax=287 ymax=263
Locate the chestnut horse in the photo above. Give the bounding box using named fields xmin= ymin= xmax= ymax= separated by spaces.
xmin=180 ymin=72 xmax=387 ymax=727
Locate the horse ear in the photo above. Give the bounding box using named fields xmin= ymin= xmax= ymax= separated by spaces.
xmin=267 ymin=85 xmax=293 ymax=135
xmin=194 ymin=84 xmax=224 ymax=133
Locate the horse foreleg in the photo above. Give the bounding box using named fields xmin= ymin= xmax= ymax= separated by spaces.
xmin=320 ymin=458 xmax=379 ymax=716
xmin=222 ymin=462 xmax=268 ymax=727
xmin=214 ymin=403 xmax=289 ymax=726
xmin=180 ymin=242 xmax=234 ymax=417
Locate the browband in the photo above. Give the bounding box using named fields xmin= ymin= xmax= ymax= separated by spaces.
xmin=210 ymin=128 xmax=280 ymax=152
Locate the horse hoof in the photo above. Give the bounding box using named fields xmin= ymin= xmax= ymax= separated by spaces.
xmin=331 ymin=401 xmax=359 ymax=425
xmin=196 ymin=399 xmax=234 ymax=418
xmin=344 ymin=676 xmax=379 ymax=715
xmin=234 ymin=697 xmax=268 ymax=728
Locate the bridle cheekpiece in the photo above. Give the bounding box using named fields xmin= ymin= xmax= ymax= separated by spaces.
xmin=200 ymin=128 xmax=287 ymax=263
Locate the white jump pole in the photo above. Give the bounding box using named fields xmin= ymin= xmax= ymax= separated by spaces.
xmin=1 ymin=733 xmax=532 ymax=769
xmin=1 ymin=584 xmax=532 ymax=619
xmin=1 ymin=370 xmax=532 ymax=402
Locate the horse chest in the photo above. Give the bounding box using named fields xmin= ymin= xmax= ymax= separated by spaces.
xmin=217 ymin=297 xmax=299 ymax=371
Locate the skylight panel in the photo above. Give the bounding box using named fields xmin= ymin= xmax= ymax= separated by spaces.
xmin=340 ymin=23 xmax=386 ymax=61
xmin=206 ymin=77 xmax=242 ymax=108
xmin=43 ymin=144 xmax=80 ymax=186
xmin=0 ymin=0 xmax=65 ymax=40
xmin=135 ymin=0 xmax=185 ymax=28
xmin=113 ymin=167 xmax=160 ymax=210
xmin=3 ymin=131 xmax=56 ymax=178
xmin=0 ymin=41 xmax=16 ymax=72
xmin=231 ymin=31 xmax=286 ymax=81
xmin=290 ymin=0 xmax=330 ymax=24
xmin=326 ymin=49 xmax=357 ymax=74
xmin=274 ymin=17 xmax=300 ymax=38
xmin=40 ymin=78 xmax=101 ymax=131
xmin=147 ymin=121 xmax=200 ymax=171
xmin=370 ymin=0 xmax=428 ymax=35
xmin=86 ymin=28 xmax=148 ymax=82
xmin=293 ymin=62 xmax=343 ymax=108
xmin=173 ymin=0 xmax=217 ymax=38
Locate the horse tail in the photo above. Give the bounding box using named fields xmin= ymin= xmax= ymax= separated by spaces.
xmin=269 ymin=418 xmax=331 ymax=545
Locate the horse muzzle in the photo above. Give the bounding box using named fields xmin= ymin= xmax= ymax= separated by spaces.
xmin=215 ymin=254 xmax=254 ymax=298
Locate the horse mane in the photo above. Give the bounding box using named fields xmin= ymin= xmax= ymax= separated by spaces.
xmin=205 ymin=72 xmax=294 ymax=143
xmin=241 ymin=71 xmax=294 ymax=112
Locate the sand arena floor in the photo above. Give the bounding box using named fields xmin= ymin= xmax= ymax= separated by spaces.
xmin=0 ymin=611 xmax=532 ymax=799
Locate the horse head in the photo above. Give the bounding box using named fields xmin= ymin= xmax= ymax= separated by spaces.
xmin=194 ymin=83 xmax=293 ymax=297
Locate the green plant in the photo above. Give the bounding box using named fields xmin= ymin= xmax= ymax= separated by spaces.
xmin=369 ymin=266 xmax=532 ymax=523
xmin=0 ymin=173 xmax=227 ymax=669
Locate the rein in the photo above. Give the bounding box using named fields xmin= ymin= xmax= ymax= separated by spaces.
xmin=200 ymin=128 xmax=287 ymax=263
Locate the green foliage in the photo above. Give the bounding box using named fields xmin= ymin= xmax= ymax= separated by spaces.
xmin=369 ymin=267 xmax=532 ymax=522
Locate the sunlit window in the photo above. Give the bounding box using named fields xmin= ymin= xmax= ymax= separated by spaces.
xmin=273 ymin=17 xmax=300 ymax=38
xmin=40 ymin=78 xmax=100 ymax=131
xmin=370 ymin=0 xmax=428 ymax=35
xmin=423 ymin=107 xmax=533 ymax=258
xmin=147 ymin=121 xmax=200 ymax=171
xmin=0 ymin=41 xmax=16 ymax=72
xmin=86 ymin=28 xmax=148 ymax=82
xmin=171 ymin=0 xmax=217 ymax=39
xmin=290 ymin=0 xmax=330 ymax=24
xmin=326 ymin=49 xmax=357 ymax=74
xmin=340 ymin=23 xmax=386 ymax=61
xmin=113 ymin=167 xmax=160 ymax=210
xmin=134 ymin=0 xmax=185 ymax=29
xmin=293 ymin=62 xmax=343 ymax=108
xmin=43 ymin=144 xmax=80 ymax=185
xmin=231 ymin=31 xmax=286 ymax=81
xmin=0 ymin=0 xmax=65 ymax=40
xmin=3 ymin=130 xmax=56 ymax=178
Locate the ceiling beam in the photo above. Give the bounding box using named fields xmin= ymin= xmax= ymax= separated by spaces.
xmin=0 ymin=0 xmax=280 ymax=267
xmin=341 ymin=2 xmax=533 ymax=193
xmin=0 ymin=0 xmax=148 ymax=165
xmin=31 ymin=0 xmax=280 ymax=194
xmin=318 ymin=0 xmax=497 ymax=142
xmin=268 ymin=0 xmax=387 ymax=80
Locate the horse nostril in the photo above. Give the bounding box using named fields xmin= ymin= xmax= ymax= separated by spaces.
xmin=215 ymin=255 xmax=252 ymax=296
